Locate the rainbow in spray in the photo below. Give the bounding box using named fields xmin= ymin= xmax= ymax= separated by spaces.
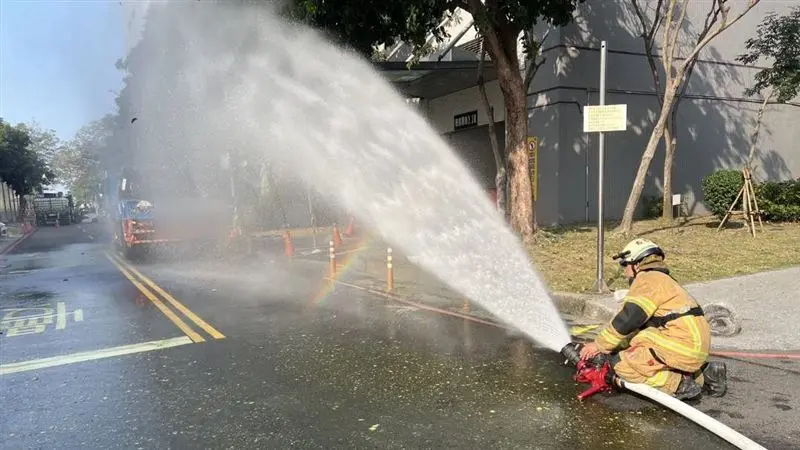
xmin=311 ymin=235 xmax=373 ymax=305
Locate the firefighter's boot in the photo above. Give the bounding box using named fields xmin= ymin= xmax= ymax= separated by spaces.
xmin=674 ymin=374 xmax=702 ymax=401
xmin=701 ymin=361 xmax=728 ymax=398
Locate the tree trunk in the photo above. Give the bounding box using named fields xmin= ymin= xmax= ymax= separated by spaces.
xmin=474 ymin=15 xmax=534 ymax=238
xmin=661 ymin=120 xmax=676 ymax=220
xmin=746 ymin=91 xmax=773 ymax=169
xmin=17 ymin=195 xmax=26 ymax=223
xmin=502 ymin=74 xmax=534 ymax=238
xmin=619 ymin=83 xmax=679 ymax=233
xmin=477 ymin=40 xmax=507 ymax=216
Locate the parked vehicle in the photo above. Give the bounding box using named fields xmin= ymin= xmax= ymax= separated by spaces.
xmin=33 ymin=193 xmax=75 ymax=226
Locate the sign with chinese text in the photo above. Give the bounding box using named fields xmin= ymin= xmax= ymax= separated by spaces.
xmin=583 ymin=104 xmax=627 ymax=132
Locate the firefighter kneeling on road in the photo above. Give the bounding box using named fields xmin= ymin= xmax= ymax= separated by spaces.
xmin=579 ymin=238 xmax=727 ymax=400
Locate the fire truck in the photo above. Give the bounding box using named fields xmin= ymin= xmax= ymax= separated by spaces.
xmin=104 ymin=167 xmax=229 ymax=259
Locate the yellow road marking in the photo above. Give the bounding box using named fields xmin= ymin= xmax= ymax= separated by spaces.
xmin=111 ymin=253 xmax=225 ymax=340
xmin=105 ymin=254 xmax=205 ymax=343
xmin=0 ymin=336 xmax=193 ymax=376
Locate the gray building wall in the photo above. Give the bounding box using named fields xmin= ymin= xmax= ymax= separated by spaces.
xmin=426 ymin=1 xmax=798 ymax=226
xmin=531 ymin=0 xmax=799 ymax=224
xmin=444 ymin=122 xmax=507 ymax=192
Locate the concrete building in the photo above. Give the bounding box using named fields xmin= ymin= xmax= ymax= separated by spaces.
xmin=380 ymin=0 xmax=799 ymax=225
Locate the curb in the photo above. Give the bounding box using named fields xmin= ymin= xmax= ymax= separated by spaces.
xmin=551 ymin=292 xmax=617 ymax=322
xmin=0 ymin=229 xmax=36 ymax=255
xmin=328 ymin=248 xmax=620 ymax=324
xmin=324 ymin=273 xmax=611 ymax=332
xmin=338 ymin=247 xmax=619 ymax=323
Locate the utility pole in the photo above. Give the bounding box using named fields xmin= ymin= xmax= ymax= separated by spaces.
xmin=593 ymin=41 xmax=609 ymax=293
xmin=583 ymin=40 xmax=627 ymax=293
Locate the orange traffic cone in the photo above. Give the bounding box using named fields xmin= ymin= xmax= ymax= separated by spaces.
xmin=332 ymin=225 xmax=343 ymax=249
xmin=343 ymin=216 xmax=355 ymax=237
xmin=283 ymin=230 xmax=294 ymax=258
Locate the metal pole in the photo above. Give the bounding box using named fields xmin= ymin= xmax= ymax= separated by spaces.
xmin=1 ymin=183 xmax=8 ymax=222
xmin=585 ymin=89 xmax=591 ymax=223
xmin=228 ymin=151 xmax=238 ymax=231
xmin=307 ymin=184 xmax=318 ymax=251
xmin=594 ymin=41 xmax=610 ymax=293
xmin=11 ymin=190 xmax=17 ymax=222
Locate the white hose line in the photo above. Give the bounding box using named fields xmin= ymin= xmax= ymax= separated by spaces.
xmin=621 ymin=381 xmax=766 ymax=450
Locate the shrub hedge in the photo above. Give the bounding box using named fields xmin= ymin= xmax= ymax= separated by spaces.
xmin=701 ymin=169 xmax=800 ymax=222
xmin=701 ymin=170 xmax=744 ymax=219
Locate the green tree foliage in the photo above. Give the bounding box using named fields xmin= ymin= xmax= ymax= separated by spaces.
xmin=289 ymin=0 xmax=584 ymax=238
xmin=737 ymin=6 xmax=800 ymax=102
xmin=0 ymin=118 xmax=55 ymax=196
xmin=20 ymin=122 xmax=61 ymax=167
xmin=53 ymin=116 xmax=116 ymax=204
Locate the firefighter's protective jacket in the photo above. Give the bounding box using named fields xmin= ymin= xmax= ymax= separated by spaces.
xmin=595 ymin=263 xmax=711 ymax=372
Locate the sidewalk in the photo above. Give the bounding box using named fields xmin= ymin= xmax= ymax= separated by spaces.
xmin=568 ymin=267 xmax=800 ymax=351
xmin=307 ymin=234 xmax=800 ymax=352
xmin=0 ymin=223 xmax=30 ymax=255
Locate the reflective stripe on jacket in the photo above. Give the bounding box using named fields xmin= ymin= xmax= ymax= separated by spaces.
xmin=595 ymin=270 xmax=710 ymax=372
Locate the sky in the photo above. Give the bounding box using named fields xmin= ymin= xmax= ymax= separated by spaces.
xmin=0 ymin=0 xmax=126 ymax=141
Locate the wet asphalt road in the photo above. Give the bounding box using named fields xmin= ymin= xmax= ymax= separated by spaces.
xmin=1 ymin=224 xmax=798 ymax=449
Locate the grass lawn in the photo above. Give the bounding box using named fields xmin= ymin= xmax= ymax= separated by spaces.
xmin=529 ymin=215 xmax=800 ymax=293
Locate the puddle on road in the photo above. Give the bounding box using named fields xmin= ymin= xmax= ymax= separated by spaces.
xmin=0 ymin=290 xmax=55 ymax=308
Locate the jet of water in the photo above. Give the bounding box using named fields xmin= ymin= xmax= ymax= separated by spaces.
xmin=127 ymin=1 xmax=572 ymax=352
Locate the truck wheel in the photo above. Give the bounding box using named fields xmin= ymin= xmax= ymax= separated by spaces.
xmin=123 ymin=245 xmax=138 ymax=261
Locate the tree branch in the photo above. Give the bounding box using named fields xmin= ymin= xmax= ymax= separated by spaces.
xmin=746 ymin=88 xmax=774 ymax=169
xmin=632 ymin=0 xmax=665 ymax=50
xmin=667 ymin=0 xmax=691 ymax=60
xmin=478 ymin=44 xmax=503 ymax=172
xmin=701 ymin=0 xmax=725 ymax=37
xmin=682 ymin=0 xmax=761 ymax=69
xmin=662 ymin=0 xmax=678 ymax=79
xmin=669 ymin=0 xmax=724 ymax=118
xmin=523 ymin=27 xmax=550 ymax=94
xmin=632 ymin=0 xmax=665 ymax=103
xmin=467 ymin=0 xmax=508 ymax=68
xmin=477 ymin=38 xmax=506 ymax=212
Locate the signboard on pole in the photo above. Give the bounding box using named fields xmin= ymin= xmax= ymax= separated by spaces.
xmin=583 ymin=104 xmax=627 ymax=133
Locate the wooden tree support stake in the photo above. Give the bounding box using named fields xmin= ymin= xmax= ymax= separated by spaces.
xmin=716 ymin=168 xmax=764 ymax=237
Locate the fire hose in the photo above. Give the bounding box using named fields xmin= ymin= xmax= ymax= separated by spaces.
xmin=560 ymin=342 xmax=767 ymax=450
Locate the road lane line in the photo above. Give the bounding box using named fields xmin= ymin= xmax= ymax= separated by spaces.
xmin=112 ymin=254 xmax=226 ymax=340
xmin=0 ymin=336 xmax=193 ymax=376
xmin=105 ymin=254 xmax=205 ymax=343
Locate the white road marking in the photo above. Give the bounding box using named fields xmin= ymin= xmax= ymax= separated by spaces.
xmin=56 ymin=302 xmax=67 ymax=330
xmin=0 ymin=336 xmax=193 ymax=376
